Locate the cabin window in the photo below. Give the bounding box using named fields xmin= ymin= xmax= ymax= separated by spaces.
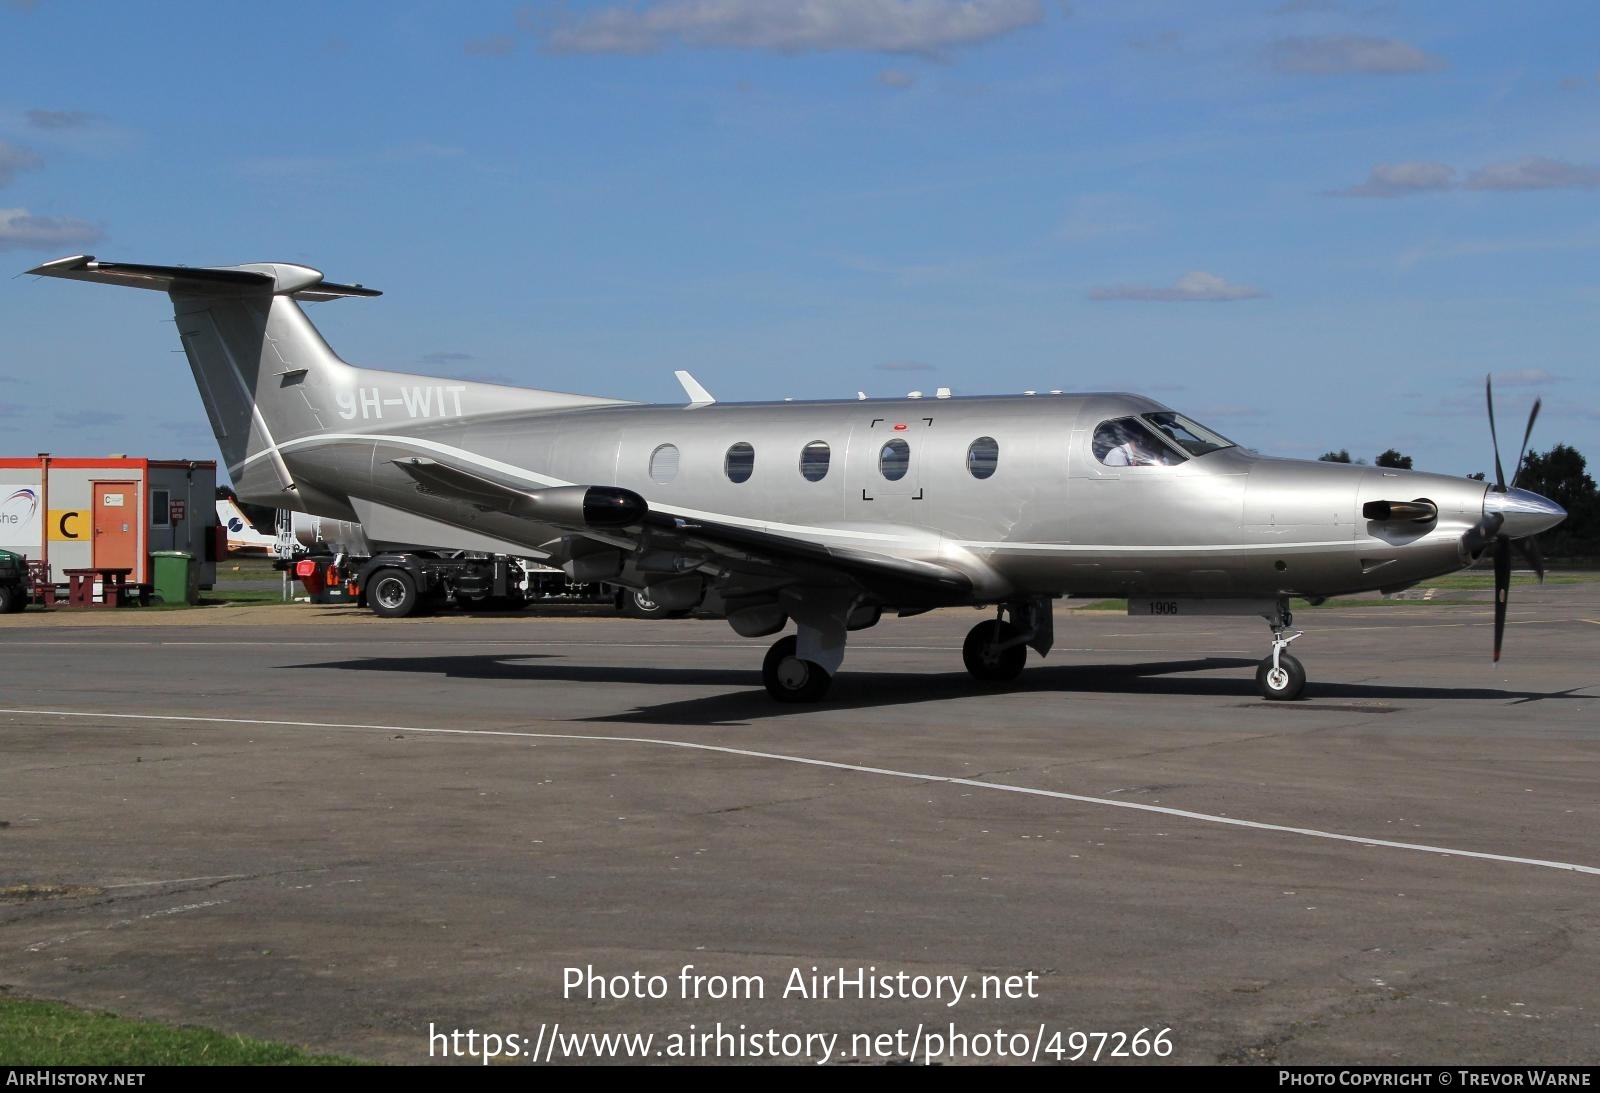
xmin=879 ymin=438 xmax=911 ymax=481
xmin=724 ymin=442 xmax=755 ymax=483
xmin=1092 ymin=417 xmax=1185 ymax=467
xmin=800 ymin=440 xmax=830 ymax=482
xmin=150 ymin=489 xmax=171 ymax=527
xmin=649 ymin=443 xmax=680 ymax=484
xmin=966 ymin=437 xmax=999 ymax=479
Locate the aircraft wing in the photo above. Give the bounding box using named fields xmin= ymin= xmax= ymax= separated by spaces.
xmin=390 ymin=457 xmax=972 ymax=602
xmin=637 ymin=511 xmax=974 ymax=602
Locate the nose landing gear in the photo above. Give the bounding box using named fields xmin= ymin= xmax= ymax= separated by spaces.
xmin=1256 ymin=603 xmax=1306 ymax=700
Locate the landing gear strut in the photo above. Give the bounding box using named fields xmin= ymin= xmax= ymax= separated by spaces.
xmin=1256 ymin=601 xmax=1306 ymax=701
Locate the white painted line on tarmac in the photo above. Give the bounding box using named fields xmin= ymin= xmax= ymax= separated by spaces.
xmin=4 ymin=706 xmax=1597 ymax=880
xmin=103 ymin=874 xmax=250 ymax=890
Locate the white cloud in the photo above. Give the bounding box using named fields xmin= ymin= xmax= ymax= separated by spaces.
xmin=1491 ymin=369 xmax=1568 ymax=388
xmin=1465 ymin=157 xmax=1600 ymax=192
xmin=0 ymin=141 xmax=43 ymax=187
xmin=0 ymin=208 xmax=104 ymax=252
xmin=25 ymin=109 xmax=97 ymax=130
xmin=541 ymin=0 xmax=1047 ymax=57
xmin=1329 ymin=161 xmax=1455 ymax=198
xmin=1268 ymin=34 xmax=1444 ymax=75
xmin=1089 ymin=271 xmax=1265 ymax=303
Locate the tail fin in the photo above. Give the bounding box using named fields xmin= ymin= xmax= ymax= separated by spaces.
xmin=28 ymin=256 xmax=374 ymax=508
xmin=29 ymin=255 xmax=630 ymax=518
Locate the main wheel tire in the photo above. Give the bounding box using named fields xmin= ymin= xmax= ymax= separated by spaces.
xmin=1256 ymin=652 xmax=1307 ymax=701
xmin=368 ymin=569 xmax=422 ymax=618
xmin=762 ymin=635 xmax=832 ymax=703
xmin=623 ymin=589 xmax=671 ymax=619
xmin=963 ymin=620 xmax=1028 ymax=682
xmin=0 ymin=584 xmax=18 ymax=614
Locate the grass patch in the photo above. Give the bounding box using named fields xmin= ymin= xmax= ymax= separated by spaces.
xmin=1416 ymin=571 xmax=1597 ymax=590
xmin=1307 ymin=596 xmax=1475 ymax=609
xmin=0 ymin=997 xmax=361 ymax=1066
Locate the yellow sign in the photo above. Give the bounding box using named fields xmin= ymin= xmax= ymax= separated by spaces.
xmin=48 ymin=509 xmax=86 ymax=541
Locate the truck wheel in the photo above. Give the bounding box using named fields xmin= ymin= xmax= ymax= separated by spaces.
xmin=0 ymin=585 xmax=19 ymax=613
xmin=368 ymin=569 xmax=422 ymax=618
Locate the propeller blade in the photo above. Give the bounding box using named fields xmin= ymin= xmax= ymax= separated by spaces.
xmin=1516 ymin=536 xmax=1546 ymax=583
xmin=1509 ymin=396 xmax=1542 ymax=491
xmin=1492 ymin=536 xmax=1510 ymax=663
xmin=1486 ymin=374 xmax=1507 ymax=491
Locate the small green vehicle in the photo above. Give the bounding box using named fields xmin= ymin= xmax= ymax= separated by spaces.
xmin=0 ymin=549 xmax=30 ymax=613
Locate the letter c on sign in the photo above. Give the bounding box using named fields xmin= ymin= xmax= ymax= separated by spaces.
xmin=59 ymin=511 xmax=81 ymax=539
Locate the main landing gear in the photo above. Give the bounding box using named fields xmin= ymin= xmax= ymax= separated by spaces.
xmin=962 ymin=599 xmax=1053 ymax=685
xmin=1256 ymin=602 xmax=1306 ymax=701
xmin=762 ymin=634 xmax=833 ymax=703
xmin=760 ymin=596 xmax=1055 ymax=702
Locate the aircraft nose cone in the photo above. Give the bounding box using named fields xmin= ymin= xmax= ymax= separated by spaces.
xmin=1484 ymin=486 xmax=1566 ymax=538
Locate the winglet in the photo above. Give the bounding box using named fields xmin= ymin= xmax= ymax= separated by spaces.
xmin=674 ymin=370 xmax=715 ymax=406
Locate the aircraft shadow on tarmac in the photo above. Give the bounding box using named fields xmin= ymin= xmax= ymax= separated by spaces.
xmin=292 ymin=654 xmax=1588 ymax=726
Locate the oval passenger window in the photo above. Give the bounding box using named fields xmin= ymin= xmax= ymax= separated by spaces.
xmin=966 ymin=436 xmax=999 ymax=479
xmin=879 ymin=438 xmax=910 ymax=481
xmin=725 ymin=442 xmax=755 ymax=483
xmin=799 ymin=440 xmax=830 ymax=482
xmin=649 ymin=443 xmax=680 ymax=484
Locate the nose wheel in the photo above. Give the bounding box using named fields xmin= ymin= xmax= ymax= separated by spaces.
xmin=762 ymin=635 xmax=832 ymax=703
xmin=1256 ymin=609 xmax=1306 ymax=700
xmin=1256 ymin=650 xmax=1306 ymax=700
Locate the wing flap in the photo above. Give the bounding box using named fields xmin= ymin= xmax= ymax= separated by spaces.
xmin=641 ymin=511 xmax=972 ymax=601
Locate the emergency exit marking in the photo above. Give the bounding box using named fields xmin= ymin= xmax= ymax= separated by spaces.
xmin=102 ymin=493 xmax=124 ymax=506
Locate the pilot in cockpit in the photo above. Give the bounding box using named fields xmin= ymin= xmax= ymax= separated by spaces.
xmin=1095 ymin=419 xmax=1164 ymax=466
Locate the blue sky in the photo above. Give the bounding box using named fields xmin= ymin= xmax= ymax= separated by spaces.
xmin=2 ymin=0 xmax=1596 ymax=480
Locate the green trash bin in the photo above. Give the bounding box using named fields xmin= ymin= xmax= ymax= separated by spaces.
xmin=150 ymin=551 xmax=199 ymax=605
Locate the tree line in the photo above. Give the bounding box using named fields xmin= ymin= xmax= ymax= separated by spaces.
xmin=1319 ymin=444 xmax=1599 ymax=559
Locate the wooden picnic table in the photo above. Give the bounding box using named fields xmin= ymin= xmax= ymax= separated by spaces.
xmin=62 ymin=566 xmax=133 ymax=608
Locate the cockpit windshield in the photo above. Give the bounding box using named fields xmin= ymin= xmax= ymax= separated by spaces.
xmin=1092 ymin=417 xmax=1186 ymax=467
xmin=1141 ymin=412 xmax=1235 ymax=457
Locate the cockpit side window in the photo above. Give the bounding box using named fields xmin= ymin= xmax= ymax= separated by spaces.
xmin=1142 ymin=411 xmax=1234 ymax=457
xmin=1092 ymin=417 xmax=1186 ymax=467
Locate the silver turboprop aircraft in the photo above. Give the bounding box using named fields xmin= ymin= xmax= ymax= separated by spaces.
xmin=28 ymin=255 xmax=1567 ymax=702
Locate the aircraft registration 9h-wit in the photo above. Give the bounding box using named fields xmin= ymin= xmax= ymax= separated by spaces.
xmin=27 ymin=256 xmax=1566 ymax=702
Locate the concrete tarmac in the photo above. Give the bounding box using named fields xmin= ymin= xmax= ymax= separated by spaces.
xmin=2 ymin=589 xmax=1598 ymax=1065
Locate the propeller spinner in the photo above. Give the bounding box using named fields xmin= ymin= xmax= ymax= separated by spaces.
xmin=1464 ymin=376 xmax=1566 ymax=661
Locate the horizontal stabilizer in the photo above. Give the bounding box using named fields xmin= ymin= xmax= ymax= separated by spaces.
xmin=26 ymin=255 xmax=380 ymax=300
